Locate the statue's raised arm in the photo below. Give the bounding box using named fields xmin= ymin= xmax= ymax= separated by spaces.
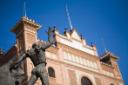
xmin=41 ymin=27 xmax=56 ymax=50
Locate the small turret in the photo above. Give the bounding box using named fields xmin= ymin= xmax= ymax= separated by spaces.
xmin=100 ymin=51 xmax=118 ymax=65
xmin=100 ymin=51 xmax=122 ymax=79
xmin=11 ymin=16 xmax=41 ymax=52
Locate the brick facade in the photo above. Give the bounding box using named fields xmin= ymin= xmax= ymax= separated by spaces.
xmin=1 ymin=16 xmax=124 ymax=85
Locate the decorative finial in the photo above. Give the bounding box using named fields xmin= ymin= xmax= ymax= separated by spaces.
xmin=23 ymin=1 xmax=27 ymax=17
xmin=80 ymin=33 xmax=83 ymax=40
xmin=64 ymin=28 xmax=68 ymax=34
xmin=90 ymin=42 xmax=94 ymax=47
xmin=66 ymin=4 xmax=73 ymax=30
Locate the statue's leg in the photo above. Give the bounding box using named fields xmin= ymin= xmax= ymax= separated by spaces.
xmin=40 ymin=72 xmax=49 ymax=85
xmin=28 ymin=74 xmax=37 ymax=85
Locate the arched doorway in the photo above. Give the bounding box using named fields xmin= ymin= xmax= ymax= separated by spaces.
xmin=48 ymin=67 xmax=56 ymax=78
xmin=81 ymin=76 xmax=92 ymax=85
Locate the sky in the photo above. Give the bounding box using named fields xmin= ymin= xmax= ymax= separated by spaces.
xmin=0 ymin=0 xmax=128 ymax=84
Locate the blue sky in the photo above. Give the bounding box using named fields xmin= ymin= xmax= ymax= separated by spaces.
xmin=0 ymin=0 xmax=128 ymax=84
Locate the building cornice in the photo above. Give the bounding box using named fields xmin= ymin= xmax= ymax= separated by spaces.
xmin=11 ymin=16 xmax=41 ymax=33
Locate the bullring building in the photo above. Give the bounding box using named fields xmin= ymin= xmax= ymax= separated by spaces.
xmin=0 ymin=16 xmax=124 ymax=85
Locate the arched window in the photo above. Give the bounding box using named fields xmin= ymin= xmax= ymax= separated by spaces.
xmin=81 ymin=76 xmax=92 ymax=85
xmin=48 ymin=67 xmax=55 ymax=78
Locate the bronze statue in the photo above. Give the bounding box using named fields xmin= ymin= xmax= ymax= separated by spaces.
xmin=10 ymin=27 xmax=56 ymax=85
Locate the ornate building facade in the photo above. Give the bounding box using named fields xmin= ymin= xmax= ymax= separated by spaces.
xmin=0 ymin=16 xmax=124 ymax=85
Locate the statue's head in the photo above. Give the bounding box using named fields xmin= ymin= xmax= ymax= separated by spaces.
xmin=32 ymin=43 xmax=40 ymax=50
xmin=32 ymin=43 xmax=36 ymax=48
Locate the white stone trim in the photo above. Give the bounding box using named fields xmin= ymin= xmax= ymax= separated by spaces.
xmin=102 ymin=70 xmax=114 ymax=77
xmin=57 ymin=35 xmax=98 ymax=56
xmin=63 ymin=51 xmax=98 ymax=70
